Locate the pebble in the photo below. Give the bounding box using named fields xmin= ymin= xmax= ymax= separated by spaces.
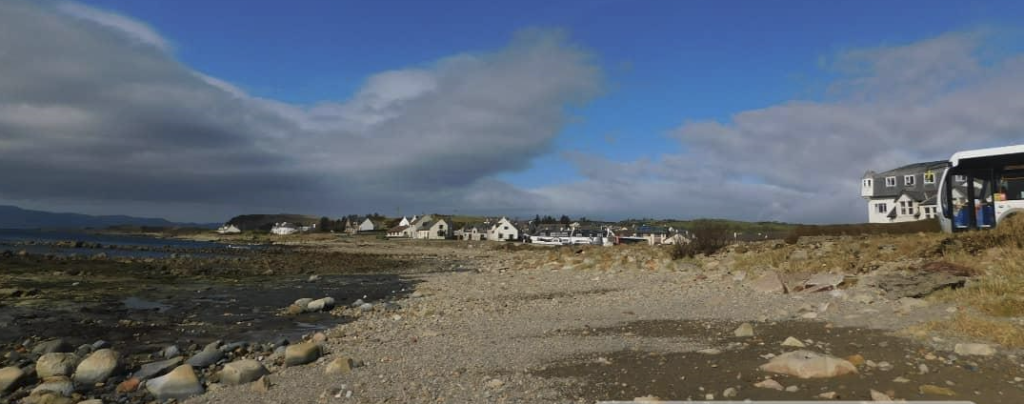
xmin=32 ymin=339 xmax=72 ymax=355
xmin=954 ymin=343 xmax=996 ymax=356
xmin=919 ymin=363 xmax=929 ymax=374
xmin=326 ymin=357 xmax=355 ymax=375
xmin=753 ymin=378 xmax=783 ymax=391
xmin=485 ymin=379 xmax=504 ymax=389
xmin=722 ymin=387 xmax=737 ymax=398
xmin=160 ymin=345 xmax=181 ymax=359
xmin=785 ymin=385 xmax=799 ymax=392
xmin=870 ymin=389 xmax=892 ymax=401
xmin=781 ymin=336 xmax=806 ymax=347
xmin=252 ymin=375 xmax=271 ymax=393
xmin=919 ymin=384 xmax=956 ymax=396
xmin=733 ymin=323 xmax=754 ymax=337
xmin=893 ymin=376 xmax=911 ymax=383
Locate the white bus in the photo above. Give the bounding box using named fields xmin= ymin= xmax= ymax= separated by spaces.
xmin=938 ymin=144 xmax=1024 ymax=232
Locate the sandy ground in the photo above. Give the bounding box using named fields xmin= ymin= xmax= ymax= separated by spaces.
xmin=189 ymin=239 xmax=1024 ymax=404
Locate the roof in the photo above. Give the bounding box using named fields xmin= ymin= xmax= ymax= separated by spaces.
xmin=950 ymin=144 xmax=1024 ymax=167
xmin=388 ymin=225 xmax=408 ymax=233
xmin=875 ymin=160 xmax=947 ymax=177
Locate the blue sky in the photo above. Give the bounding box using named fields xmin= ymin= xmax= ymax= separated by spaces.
xmin=3 ymin=0 xmax=1024 ymax=222
xmin=74 ymin=0 xmax=1021 ymax=189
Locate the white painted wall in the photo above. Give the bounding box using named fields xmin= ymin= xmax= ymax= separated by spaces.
xmin=488 ymin=217 xmax=519 ymax=241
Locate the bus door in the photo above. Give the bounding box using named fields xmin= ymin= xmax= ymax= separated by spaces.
xmin=949 ymin=169 xmax=995 ymax=230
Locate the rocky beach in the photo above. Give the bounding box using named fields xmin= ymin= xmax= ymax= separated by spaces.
xmin=2 ymin=231 xmax=1023 ymax=403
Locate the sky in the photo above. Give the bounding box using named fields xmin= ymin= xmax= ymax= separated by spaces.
xmin=2 ymin=0 xmax=1024 ymax=223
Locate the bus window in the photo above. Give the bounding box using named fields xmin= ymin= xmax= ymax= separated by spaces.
xmin=1001 ymin=174 xmax=1024 ymax=201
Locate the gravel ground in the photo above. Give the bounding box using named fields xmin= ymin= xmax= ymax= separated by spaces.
xmin=189 ymin=241 xmax=1022 ymax=403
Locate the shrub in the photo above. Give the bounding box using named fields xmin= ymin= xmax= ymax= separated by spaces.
xmin=671 ymin=220 xmax=731 ymax=259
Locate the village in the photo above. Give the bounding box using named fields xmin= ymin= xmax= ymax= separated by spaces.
xmin=218 ymin=214 xmax=703 ymax=246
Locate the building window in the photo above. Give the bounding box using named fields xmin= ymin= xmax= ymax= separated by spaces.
xmin=954 ymin=175 xmax=967 ymax=182
xmin=863 ymin=179 xmax=873 ymax=188
xmin=900 ymin=201 xmax=907 ymax=215
xmin=924 ymin=172 xmax=935 ymax=184
xmin=904 ymin=175 xmax=915 ymax=186
xmin=885 ymin=176 xmax=897 ymax=187
xmin=876 ymin=203 xmax=887 ymax=214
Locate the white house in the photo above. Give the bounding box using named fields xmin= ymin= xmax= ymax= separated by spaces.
xmin=862 ymin=161 xmax=947 ymax=223
xmin=398 ymin=216 xmax=411 ymax=226
xmin=270 ymin=222 xmax=299 ymax=235
xmin=425 ymin=217 xmax=453 ymax=240
xmin=457 ymin=223 xmax=491 ymax=241
xmin=358 ymin=218 xmax=380 ymax=232
xmin=487 ymin=217 xmax=520 ymax=241
xmin=217 ymin=224 xmax=241 ymax=234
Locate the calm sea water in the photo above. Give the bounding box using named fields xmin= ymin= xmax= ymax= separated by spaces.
xmin=0 ymin=228 xmax=237 ymax=258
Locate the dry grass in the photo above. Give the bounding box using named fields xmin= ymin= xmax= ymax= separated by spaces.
xmin=931 ymin=247 xmax=1024 ymax=317
xmin=913 ymin=312 xmax=1024 ymax=348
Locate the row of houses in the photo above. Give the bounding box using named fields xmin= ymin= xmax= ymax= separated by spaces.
xmin=217 ymin=213 xmax=693 ymax=246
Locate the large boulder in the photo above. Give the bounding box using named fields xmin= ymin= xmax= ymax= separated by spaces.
xmin=36 ymin=353 xmax=79 ymax=378
xmin=0 ymin=366 xmax=26 ymax=393
xmin=760 ymin=350 xmax=858 ymax=379
xmin=133 ymin=357 xmax=183 ymax=380
xmin=284 ymin=342 xmax=321 ymax=366
xmin=145 ymin=364 xmax=204 ymax=401
xmin=74 ymin=349 xmax=120 ymax=385
xmin=219 ymin=359 xmax=269 ymax=385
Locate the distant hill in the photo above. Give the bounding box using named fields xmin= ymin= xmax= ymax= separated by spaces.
xmin=225 ymin=214 xmax=320 ymax=231
xmin=0 ymin=205 xmax=218 ymax=230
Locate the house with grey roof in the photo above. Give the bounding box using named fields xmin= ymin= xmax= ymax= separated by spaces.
xmin=861 ymin=161 xmax=947 ymax=223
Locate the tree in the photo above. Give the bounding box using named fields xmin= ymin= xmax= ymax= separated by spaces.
xmin=533 ymin=214 xmax=541 ymax=224
xmin=559 ymin=215 xmax=571 ymax=225
xmin=318 ymin=216 xmax=331 ymax=232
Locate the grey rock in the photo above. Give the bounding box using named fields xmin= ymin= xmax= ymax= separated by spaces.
xmin=32 ymin=339 xmax=73 ymax=355
xmin=75 ymin=344 xmax=93 ymax=358
xmin=160 ymin=345 xmax=180 ymax=359
xmin=954 ymin=343 xmax=996 ymax=356
xmin=133 ymin=357 xmax=183 ymax=380
xmin=36 ymin=353 xmax=80 ymax=378
xmin=32 ymin=376 xmax=74 ymax=397
xmin=145 ymin=364 xmax=204 ymax=401
xmin=358 ymin=303 xmax=373 ymax=312
xmin=91 ymin=340 xmax=111 ymax=350
xmin=284 ymin=342 xmax=321 ymax=366
xmin=219 ymin=359 xmax=268 ymax=385
xmin=760 ymin=350 xmax=857 ymax=379
xmin=185 ymin=347 xmax=223 ymax=368
xmin=74 ymin=349 xmax=120 ymax=385
xmin=220 ymin=342 xmax=247 ymax=353
xmin=0 ymin=366 xmax=26 ymax=393
xmin=351 ymin=299 xmax=365 ymax=307
xmin=750 ymin=271 xmax=787 ymax=294
xmin=307 ymin=297 xmax=335 ymax=312
xmin=293 ymin=298 xmax=314 ymax=310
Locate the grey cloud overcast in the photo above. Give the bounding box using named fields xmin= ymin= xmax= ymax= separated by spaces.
xmin=1 ymin=1 xmax=1023 ymax=223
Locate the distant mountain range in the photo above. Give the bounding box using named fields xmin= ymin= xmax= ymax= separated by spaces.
xmin=0 ymin=205 xmax=219 ymax=229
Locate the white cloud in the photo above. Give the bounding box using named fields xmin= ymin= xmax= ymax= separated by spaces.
xmin=56 ymin=1 xmax=170 ymax=51
xmin=528 ymin=30 xmax=1024 ymax=223
xmin=0 ymin=1 xmax=601 ymax=221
